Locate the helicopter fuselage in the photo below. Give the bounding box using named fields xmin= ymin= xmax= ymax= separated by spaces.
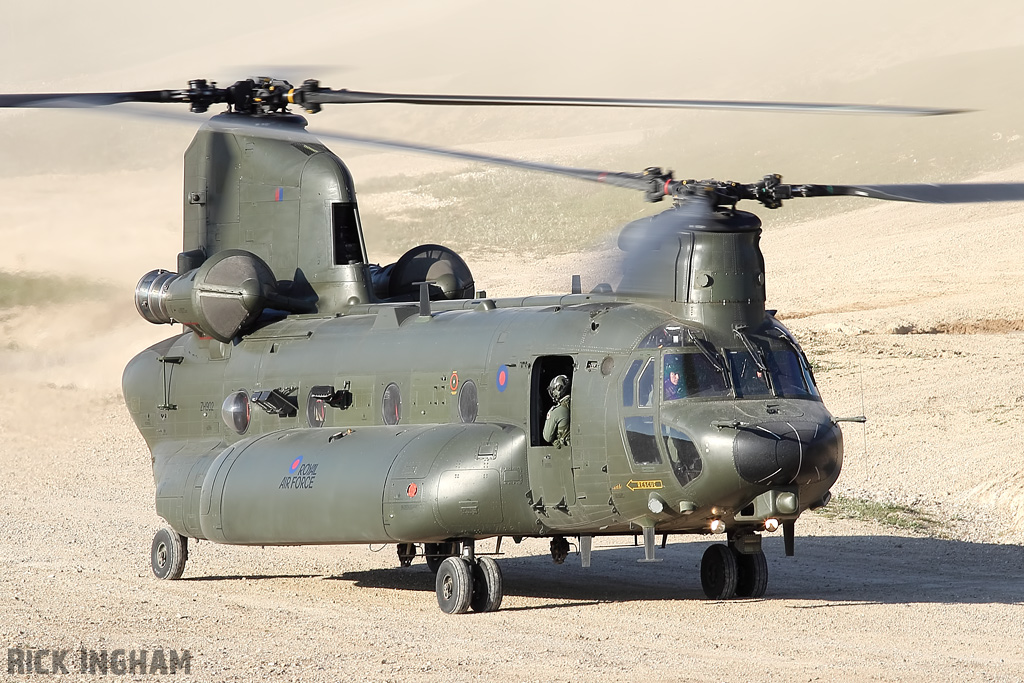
xmin=122 ymin=293 xmax=842 ymax=549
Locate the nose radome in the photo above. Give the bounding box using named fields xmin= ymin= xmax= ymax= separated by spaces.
xmin=732 ymin=421 xmax=842 ymax=486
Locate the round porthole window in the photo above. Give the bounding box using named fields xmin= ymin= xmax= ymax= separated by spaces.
xmin=382 ymin=383 xmax=402 ymax=425
xmin=221 ymin=390 xmax=250 ymax=434
xmin=307 ymin=386 xmax=334 ymax=428
xmin=458 ymin=380 xmax=478 ymax=423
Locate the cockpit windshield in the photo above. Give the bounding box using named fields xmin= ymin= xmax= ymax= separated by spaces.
xmin=640 ymin=320 xmax=819 ymax=401
xmin=726 ymin=336 xmax=818 ymax=399
xmin=662 ymin=352 xmax=730 ymax=400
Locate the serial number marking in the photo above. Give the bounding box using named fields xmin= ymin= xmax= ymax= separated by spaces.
xmin=626 ymin=479 xmax=663 ymax=491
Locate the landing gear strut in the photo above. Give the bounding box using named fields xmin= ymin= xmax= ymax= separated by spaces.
xmin=423 ymin=541 xmax=460 ymax=573
xmin=396 ymin=543 xmax=416 ymax=567
xmin=550 ymin=536 xmax=570 ymax=564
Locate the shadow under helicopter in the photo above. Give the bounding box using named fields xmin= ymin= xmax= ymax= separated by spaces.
xmin=325 ymin=534 xmax=1024 ymax=610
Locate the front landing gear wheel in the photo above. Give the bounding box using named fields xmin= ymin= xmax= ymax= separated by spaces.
xmin=734 ymin=548 xmax=768 ymax=598
xmin=435 ymin=557 xmax=473 ymax=614
xmin=151 ymin=527 xmax=187 ymax=580
xmin=470 ymin=556 xmax=503 ymax=613
xmin=700 ymin=543 xmax=737 ymax=599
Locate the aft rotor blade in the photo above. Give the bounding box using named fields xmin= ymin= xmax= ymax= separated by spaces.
xmin=0 ymin=90 xmax=183 ymax=108
xmin=303 ymin=90 xmax=967 ymax=117
xmin=310 ymin=129 xmax=653 ymax=191
xmin=793 ymin=183 xmax=1024 ymax=203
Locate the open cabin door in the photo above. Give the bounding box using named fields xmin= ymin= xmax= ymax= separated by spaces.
xmin=527 ymin=355 xmax=576 ymax=514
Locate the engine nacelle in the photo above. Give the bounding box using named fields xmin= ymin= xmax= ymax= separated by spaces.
xmin=370 ymin=243 xmax=475 ymax=302
xmin=135 ymin=249 xmax=310 ymax=342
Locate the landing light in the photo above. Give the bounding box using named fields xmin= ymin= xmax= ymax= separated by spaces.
xmin=647 ymin=496 xmax=665 ymax=515
xmin=709 ymin=519 xmax=726 ymax=534
xmin=776 ymin=492 xmax=799 ymax=515
xmin=764 ymin=518 xmax=780 ymax=532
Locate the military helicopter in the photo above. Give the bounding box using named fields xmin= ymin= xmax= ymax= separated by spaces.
xmin=5 ymin=77 xmax=1023 ymax=614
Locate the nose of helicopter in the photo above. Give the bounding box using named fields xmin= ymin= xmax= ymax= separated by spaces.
xmin=732 ymin=420 xmax=842 ymax=486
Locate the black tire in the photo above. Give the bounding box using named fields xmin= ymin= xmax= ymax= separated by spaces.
xmin=435 ymin=557 xmax=473 ymax=614
xmin=470 ymin=557 xmax=503 ymax=613
xmin=700 ymin=543 xmax=738 ymax=599
xmin=151 ymin=527 xmax=187 ymax=580
xmin=424 ymin=541 xmax=458 ymax=574
xmin=734 ymin=548 xmax=768 ymax=598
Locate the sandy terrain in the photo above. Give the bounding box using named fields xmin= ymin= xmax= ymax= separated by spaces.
xmin=3 ymin=2 xmax=1024 ymax=681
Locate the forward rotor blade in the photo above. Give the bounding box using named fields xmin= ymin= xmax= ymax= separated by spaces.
xmin=303 ymin=90 xmax=967 ymax=117
xmin=794 ymin=183 xmax=1024 ymax=203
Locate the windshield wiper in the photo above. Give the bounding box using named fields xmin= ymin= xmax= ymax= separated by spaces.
xmin=734 ymin=326 xmax=775 ymax=394
xmin=686 ymin=329 xmax=725 ymax=374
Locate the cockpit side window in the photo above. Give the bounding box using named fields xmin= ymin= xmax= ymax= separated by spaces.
xmin=622 ymin=359 xmax=643 ymax=407
xmin=637 ymin=358 xmax=655 ymax=408
xmin=663 ymin=424 xmax=702 ymax=486
xmin=624 ymin=416 xmax=661 ymax=465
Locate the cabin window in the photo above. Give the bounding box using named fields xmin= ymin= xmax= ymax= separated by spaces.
xmin=221 ymin=390 xmax=250 ymax=434
xmin=382 ymin=383 xmax=402 ymax=425
xmin=458 ymin=380 xmax=478 ymax=423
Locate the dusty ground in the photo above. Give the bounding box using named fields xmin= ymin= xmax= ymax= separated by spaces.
xmin=3 ymin=2 xmax=1024 ymax=681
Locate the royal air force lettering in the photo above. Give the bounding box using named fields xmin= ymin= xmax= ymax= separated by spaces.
xmin=279 ymin=456 xmax=318 ymax=490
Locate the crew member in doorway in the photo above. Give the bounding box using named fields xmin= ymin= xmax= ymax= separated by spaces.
xmin=542 ymin=374 xmax=571 ymax=448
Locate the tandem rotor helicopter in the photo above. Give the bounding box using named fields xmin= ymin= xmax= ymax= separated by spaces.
xmin=5 ymin=77 xmax=1024 ymax=613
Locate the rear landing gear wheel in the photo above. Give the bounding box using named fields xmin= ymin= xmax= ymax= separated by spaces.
xmin=435 ymin=556 xmax=473 ymax=614
xmin=700 ymin=544 xmax=737 ymax=599
xmin=396 ymin=543 xmax=416 ymax=568
xmin=151 ymin=527 xmax=188 ymax=580
xmin=470 ymin=556 xmax=503 ymax=613
xmin=734 ymin=548 xmax=768 ymax=598
xmin=424 ymin=541 xmax=460 ymax=573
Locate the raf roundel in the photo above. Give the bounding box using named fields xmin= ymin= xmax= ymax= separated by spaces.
xmin=289 ymin=456 xmax=303 ymax=474
xmin=496 ymin=364 xmax=509 ymax=392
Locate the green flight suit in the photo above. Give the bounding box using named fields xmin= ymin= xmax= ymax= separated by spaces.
xmin=542 ymin=395 xmax=571 ymax=448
